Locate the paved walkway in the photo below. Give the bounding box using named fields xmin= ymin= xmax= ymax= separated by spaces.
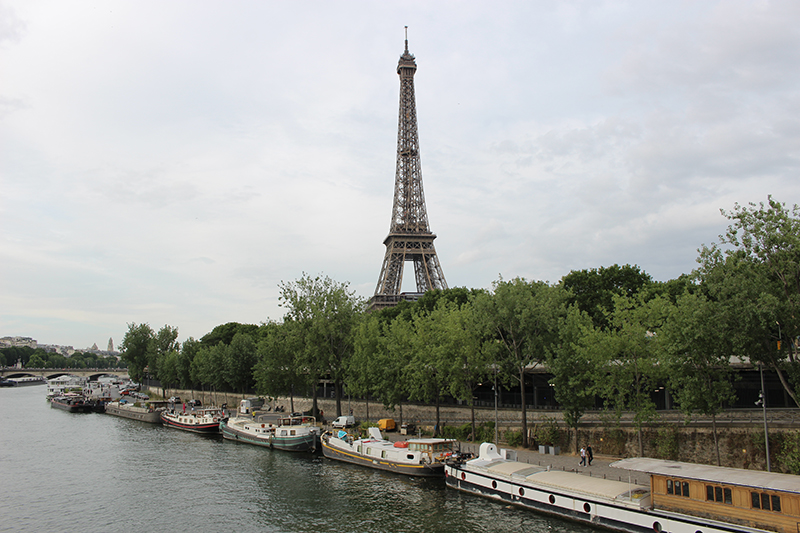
xmin=383 ymin=430 xmax=649 ymax=485
xmin=452 ymin=441 xmax=649 ymax=485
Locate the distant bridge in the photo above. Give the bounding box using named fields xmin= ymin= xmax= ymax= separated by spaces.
xmin=0 ymin=368 xmax=129 ymax=381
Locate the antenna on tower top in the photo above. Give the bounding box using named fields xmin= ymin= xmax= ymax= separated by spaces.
xmin=404 ymin=26 xmax=408 ymax=52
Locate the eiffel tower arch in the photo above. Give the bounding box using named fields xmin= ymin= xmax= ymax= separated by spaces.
xmin=369 ymin=31 xmax=447 ymax=311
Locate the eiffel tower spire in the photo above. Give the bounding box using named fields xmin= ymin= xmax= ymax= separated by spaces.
xmin=369 ymin=30 xmax=447 ymax=311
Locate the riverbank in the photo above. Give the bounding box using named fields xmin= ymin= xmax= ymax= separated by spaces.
xmin=150 ymin=387 xmax=798 ymax=471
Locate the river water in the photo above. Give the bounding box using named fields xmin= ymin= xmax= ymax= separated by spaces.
xmin=0 ymin=386 xmax=599 ymax=532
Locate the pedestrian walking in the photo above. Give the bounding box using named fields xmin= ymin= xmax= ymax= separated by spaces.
xmin=579 ymin=446 xmax=587 ymax=467
xmin=587 ymin=444 xmax=594 ymax=466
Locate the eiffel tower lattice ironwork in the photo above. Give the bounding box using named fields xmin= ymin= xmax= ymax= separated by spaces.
xmin=369 ymin=32 xmax=447 ymax=311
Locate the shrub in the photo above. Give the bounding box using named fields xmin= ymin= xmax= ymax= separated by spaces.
xmin=533 ymin=417 xmax=560 ymax=446
xmin=777 ymin=432 xmax=800 ymax=474
xmin=654 ymin=426 xmax=680 ymax=460
xmin=505 ymin=430 xmax=523 ymax=447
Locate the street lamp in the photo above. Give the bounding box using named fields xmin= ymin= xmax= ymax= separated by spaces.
xmin=757 ymin=361 xmax=771 ymax=472
xmin=489 ymin=359 xmax=499 ymax=445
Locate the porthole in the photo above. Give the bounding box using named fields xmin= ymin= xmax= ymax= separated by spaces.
xmin=653 ymin=522 xmax=662 ymax=533
xmin=519 ymin=488 xmax=525 ymax=497
xmin=583 ymin=503 xmax=591 ymax=513
xmin=549 ymin=495 xmax=555 ymax=504
xmin=492 ymin=481 xmax=497 ymax=489
xmin=461 ymin=472 xmax=466 ymax=481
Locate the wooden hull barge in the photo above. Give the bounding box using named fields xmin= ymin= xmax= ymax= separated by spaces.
xmin=105 ymin=401 xmax=163 ymax=424
xmin=221 ymin=414 xmax=320 ymax=452
xmin=445 ymin=442 xmax=800 ymax=533
xmin=321 ymin=427 xmax=455 ymax=477
xmin=160 ymin=407 xmax=224 ymax=434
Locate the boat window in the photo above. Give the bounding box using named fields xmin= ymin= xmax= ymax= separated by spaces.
xmin=667 ymin=479 xmax=689 ymax=498
xmin=407 ymin=454 xmax=414 ymax=460
xmin=751 ymin=491 xmax=761 ymax=509
xmin=291 ymin=430 xmax=296 ymax=436
xmin=706 ymin=485 xmax=732 ymax=505
xmin=771 ymin=495 xmax=781 ymax=512
xmin=357 ymin=446 xmax=361 ymax=453
xmin=752 ymin=491 xmax=780 ymax=512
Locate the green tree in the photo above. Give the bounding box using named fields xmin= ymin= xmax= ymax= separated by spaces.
xmin=561 ymin=264 xmax=653 ymax=330
xmin=120 ymin=323 xmax=154 ymax=383
xmin=594 ymin=294 xmax=669 ymax=456
xmin=403 ymin=304 xmax=454 ymax=436
xmin=474 ymin=278 xmax=569 ymax=447
xmin=698 ymin=196 xmax=800 ymax=406
xmin=279 ymin=273 xmax=364 ymax=418
xmin=439 ymin=299 xmax=490 ymax=441
xmin=660 ymin=291 xmax=737 ymax=466
xmin=201 ymin=322 xmax=260 ymax=348
xmin=192 ymin=343 xmax=227 ymax=404
xmin=348 ymin=313 xmax=386 ymax=422
xmin=255 ymin=321 xmax=307 ymax=413
xmin=178 ymin=337 xmax=200 ymax=390
xmin=547 ymin=305 xmax=598 ymax=452
xmin=27 ymin=353 xmax=47 ymax=368
xmin=225 ymin=331 xmax=258 ymax=397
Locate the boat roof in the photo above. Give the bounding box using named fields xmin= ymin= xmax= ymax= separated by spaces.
xmin=611 ymin=457 xmax=800 ymax=494
xmin=471 ymin=458 xmax=649 ymax=502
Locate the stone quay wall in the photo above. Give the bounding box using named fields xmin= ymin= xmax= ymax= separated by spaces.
xmin=151 ymin=386 xmax=798 ymax=470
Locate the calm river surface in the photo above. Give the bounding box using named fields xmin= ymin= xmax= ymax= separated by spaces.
xmin=0 ymin=386 xmax=600 ymax=532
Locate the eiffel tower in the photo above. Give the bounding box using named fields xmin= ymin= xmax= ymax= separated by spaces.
xmin=369 ymin=31 xmax=447 ymax=311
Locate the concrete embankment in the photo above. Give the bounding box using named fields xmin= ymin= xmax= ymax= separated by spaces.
xmin=149 ymin=387 xmax=796 ymax=470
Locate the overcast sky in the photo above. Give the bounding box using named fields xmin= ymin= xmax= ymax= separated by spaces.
xmin=2 ymin=1 xmax=799 ymax=350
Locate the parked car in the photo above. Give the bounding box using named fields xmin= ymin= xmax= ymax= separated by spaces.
xmin=168 ymin=396 xmax=181 ymax=403
xmin=188 ymin=399 xmax=202 ymax=407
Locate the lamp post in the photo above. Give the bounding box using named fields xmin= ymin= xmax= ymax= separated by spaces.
xmin=758 ymin=361 xmax=771 ymax=472
xmin=494 ymin=368 xmax=499 ymax=445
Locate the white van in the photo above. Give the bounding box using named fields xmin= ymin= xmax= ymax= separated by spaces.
xmin=331 ymin=415 xmax=355 ymax=428
xmin=239 ymin=397 xmax=265 ymax=415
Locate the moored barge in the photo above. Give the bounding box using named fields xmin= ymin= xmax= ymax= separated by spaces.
xmin=160 ymin=407 xmax=224 ymax=434
xmin=446 ymin=442 xmax=800 ymax=533
xmin=322 ymin=427 xmax=455 ymax=477
xmin=105 ymin=401 xmax=163 ymax=424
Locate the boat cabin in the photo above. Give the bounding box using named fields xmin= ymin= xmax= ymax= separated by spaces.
xmin=612 ymin=458 xmax=800 ymax=533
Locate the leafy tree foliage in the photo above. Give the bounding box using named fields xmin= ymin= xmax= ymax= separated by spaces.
xmin=225 ymin=331 xmax=258 ymax=396
xmin=547 ymin=305 xmax=598 ymax=451
xmin=660 ymin=292 xmax=737 ymax=465
xmin=279 ymin=273 xmax=364 ymax=417
xmin=562 ymin=264 xmax=653 ymax=330
xmin=474 ymin=278 xmax=569 ymax=447
xmin=120 ymin=322 xmax=154 ymax=383
xmin=254 ymin=320 xmax=307 ymax=413
xmin=697 ymin=197 xmax=800 ymax=406
xmin=592 ymin=294 xmax=670 ymax=456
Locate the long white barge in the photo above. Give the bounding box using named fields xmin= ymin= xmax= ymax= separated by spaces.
xmin=445 ymin=443 xmax=796 ymax=533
